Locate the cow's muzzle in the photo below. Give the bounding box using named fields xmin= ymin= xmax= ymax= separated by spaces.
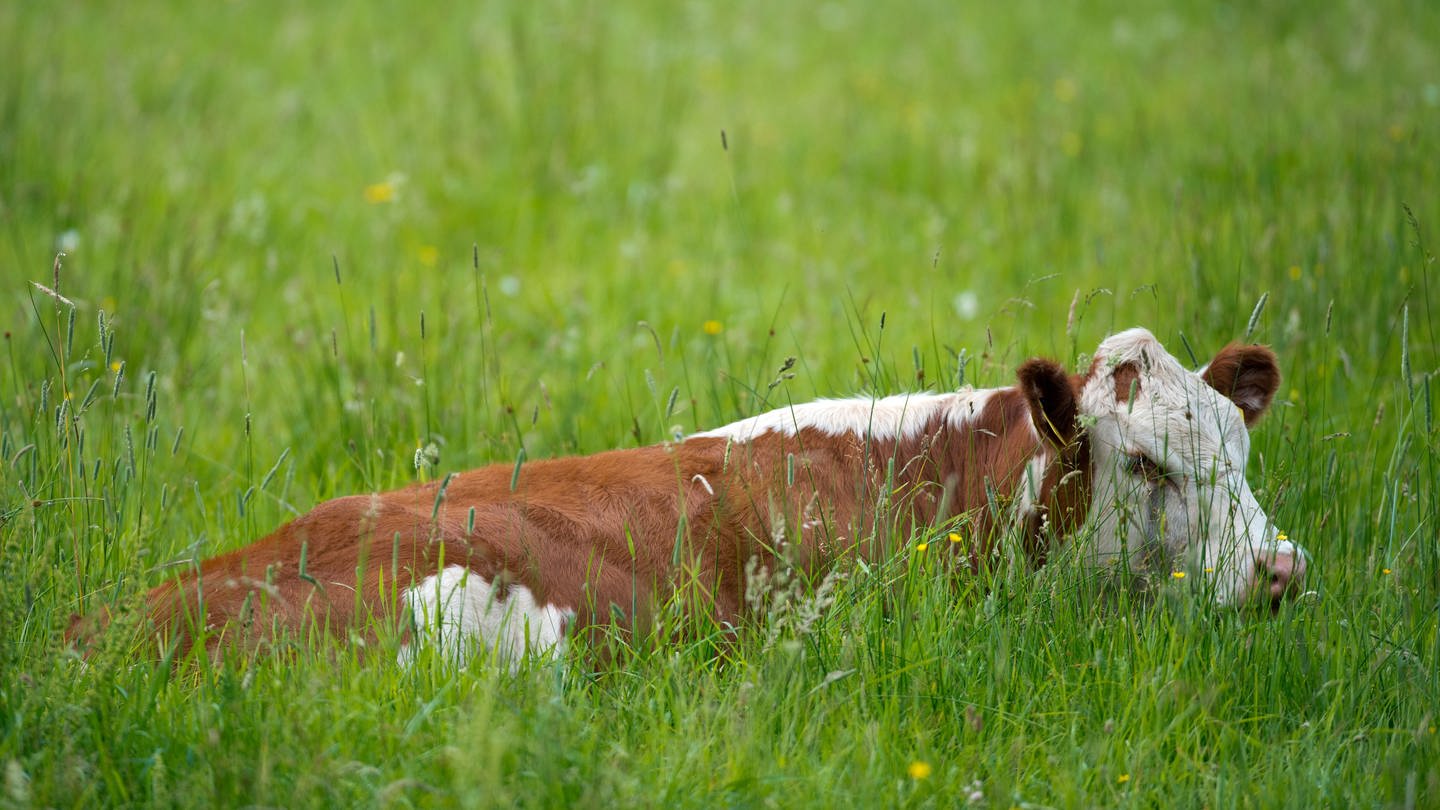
xmin=1249 ymin=544 xmax=1308 ymax=612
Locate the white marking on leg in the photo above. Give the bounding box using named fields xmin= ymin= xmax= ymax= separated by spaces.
xmin=399 ymin=565 xmax=573 ymax=670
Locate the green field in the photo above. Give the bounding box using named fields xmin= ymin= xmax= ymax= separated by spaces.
xmin=3 ymin=0 xmax=1438 ymax=806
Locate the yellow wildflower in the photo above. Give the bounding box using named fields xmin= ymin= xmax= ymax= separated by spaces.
xmin=1288 ymin=265 xmax=1302 ymax=280
xmin=1171 ymin=571 xmax=1186 ymax=579
xmin=1117 ymin=773 xmax=1130 ymax=784
xmin=1276 ymin=532 xmax=1288 ymax=542
xmin=1204 ymin=567 xmax=1215 ymax=573
xmin=907 ymin=761 xmax=932 ymax=780
xmin=364 ymin=180 xmax=396 ymax=204
xmin=916 ymin=543 xmax=929 ymax=553
xmin=702 ymin=320 xmax=723 ymax=335
xmin=948 ymin=532 xmax=962 ymax=543
xmin=110 ymin=361 xmax=122 ymax=373
xmin=1382 ymin=568 xmax=1392 ymax=576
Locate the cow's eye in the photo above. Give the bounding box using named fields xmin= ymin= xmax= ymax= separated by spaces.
xmin=1125 ymin=453 xmax=1162 ymax=479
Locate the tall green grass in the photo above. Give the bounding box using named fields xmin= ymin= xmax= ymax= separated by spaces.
xmin=2 ymin=0 xmax=1438 ymax=805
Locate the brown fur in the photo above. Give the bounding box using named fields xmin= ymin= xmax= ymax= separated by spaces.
xmin=1017 ymin=359 xmax=1079 ymax=447
xmin=1113 ymin=361 xmax=1141 ymax=404
xmin=1201 ymin=343 xmax=1280 ymax=426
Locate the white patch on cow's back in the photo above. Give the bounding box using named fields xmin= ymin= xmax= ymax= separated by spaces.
xmin=399 ymin=565 xmax=573 ymax=669
xmin=691 ymin=389 xmax=998 ymax=444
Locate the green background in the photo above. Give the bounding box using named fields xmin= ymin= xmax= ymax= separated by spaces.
xmin=2 ymin=1 xmax=1437 ymax=806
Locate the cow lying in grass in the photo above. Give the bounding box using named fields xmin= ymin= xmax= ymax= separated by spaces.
xmin=85 ymin=328 xmax=1306 ymax=664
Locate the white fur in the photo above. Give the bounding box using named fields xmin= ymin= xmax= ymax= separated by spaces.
xmin=1079 ymin=328 xmax=1305 ymax=605
xmin=692 ymin=390 xmax=998 ymax=443
xmin=1015 ymin=451 xmax=1050 ymax=518
xmin=399 ymin=565 xmax=573 ymax=669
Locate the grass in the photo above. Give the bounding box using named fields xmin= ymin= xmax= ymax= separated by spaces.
xmin=2 ymin=0 xmax=1438 ymax=806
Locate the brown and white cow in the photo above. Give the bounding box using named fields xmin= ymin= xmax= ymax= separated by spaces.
xmin=116 ymin=328 xmax=1306 ymax=665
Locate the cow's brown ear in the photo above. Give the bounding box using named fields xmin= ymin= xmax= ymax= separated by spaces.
xmin=1017 ymin=358 xmax=1078 ymax=447
xmin=1201 ymin=343 xmax=1280 ymax=427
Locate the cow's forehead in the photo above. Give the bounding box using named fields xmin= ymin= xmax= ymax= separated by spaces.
xmin=1126 ymin=373 xmax=1247 ymax=460
xmin=1082 ymin=331 xmax=1248 ymax=462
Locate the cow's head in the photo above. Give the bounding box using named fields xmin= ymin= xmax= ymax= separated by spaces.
xmin=1078 ymin=328 xmax=1306 ymax=608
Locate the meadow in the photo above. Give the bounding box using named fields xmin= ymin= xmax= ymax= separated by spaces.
xmin=2 ymin=0 xmax=1438 ymax=806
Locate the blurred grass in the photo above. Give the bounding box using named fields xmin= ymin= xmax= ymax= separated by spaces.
xmin=2 ymin=0 xmax=1438 ymax=806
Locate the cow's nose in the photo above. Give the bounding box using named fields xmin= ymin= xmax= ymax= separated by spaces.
xmin=1255 ymin=547 xmax=1307 ymax=609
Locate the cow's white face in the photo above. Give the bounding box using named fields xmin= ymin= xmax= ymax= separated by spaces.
xmin=1079 ymin=329 xmax=1306 ymax=607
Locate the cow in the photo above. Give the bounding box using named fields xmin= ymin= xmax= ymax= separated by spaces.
xmin=85 ymin=327 xmax=1306 ymax=665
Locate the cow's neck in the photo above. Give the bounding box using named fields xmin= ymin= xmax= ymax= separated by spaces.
xmin=686 ymin=386 xmax=1081 ymax=569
